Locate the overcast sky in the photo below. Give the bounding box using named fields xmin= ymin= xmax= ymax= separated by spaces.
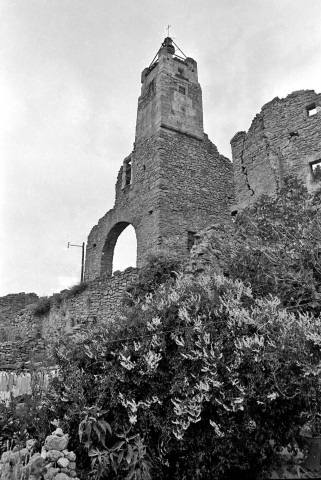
xmin=1 ymin=0 xmax=321 ymax=296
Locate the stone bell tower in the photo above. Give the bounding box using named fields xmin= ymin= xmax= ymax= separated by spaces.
xmin=84 ymin=37 xmax=234 ymax=281
xmin=136 ymin=37 xmax=203 ymax=141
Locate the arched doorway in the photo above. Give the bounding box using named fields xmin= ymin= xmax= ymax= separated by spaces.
xmin=101 ymin=222 xmax=137 ymax=276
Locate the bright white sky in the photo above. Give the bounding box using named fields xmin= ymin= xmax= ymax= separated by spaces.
xmin=1 ymin=0 xmax=321 ymax=296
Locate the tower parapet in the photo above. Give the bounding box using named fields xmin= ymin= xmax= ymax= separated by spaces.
xmin=136 ymin=37 xmax=203 ymax=142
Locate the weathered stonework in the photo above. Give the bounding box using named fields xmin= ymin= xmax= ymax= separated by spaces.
xmin=231 ymin=90 xmax=321 ymax=209
xmin=42 ymin=268 xmax=137 ymax=337
xmin=0 ymin=269 xmax=137 ymax=369
xmin=4 ymin=43 xmax=321 ymax=378
xmin=85 ymin=38 xmax=234 ymax=281
xmin=0 ymin=293 xmax=38 ymax=341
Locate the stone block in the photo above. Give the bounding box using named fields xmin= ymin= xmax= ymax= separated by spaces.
xmin=44 ymin=434 xmax=69 ymax=451
xmin=57 ymin=456 xmax=69 ymax=468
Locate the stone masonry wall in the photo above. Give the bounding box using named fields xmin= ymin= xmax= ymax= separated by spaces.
xmin=85 ymin=129 xmax=234 ymax=281
xmin=85 ymin=133 xmax=163 ymax=281
xmin=42 ymin=268 xmax=137 ymax=337
xmin=0 ymin=293 xmax=38 ymax=341
xmin=156 ymin=129 xmax=234 ymax=256
xmin=231 ymin=90 xmax=321 ymax=209
xmin=0 ymin=269 xmax=138 ymax=369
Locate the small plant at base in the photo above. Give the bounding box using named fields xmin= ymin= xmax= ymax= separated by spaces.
xmin=79 ymin=405 xmax=112 ymax=451
xmin=89 ymin=432 xmax=152 ymax=480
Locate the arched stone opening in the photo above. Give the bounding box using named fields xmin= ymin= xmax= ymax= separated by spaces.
xmin=101 ymin=222 xmax=137 ymax=276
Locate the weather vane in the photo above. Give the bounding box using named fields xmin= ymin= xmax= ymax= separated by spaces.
xmin=166 ymin=24 xmax=171 ymax=37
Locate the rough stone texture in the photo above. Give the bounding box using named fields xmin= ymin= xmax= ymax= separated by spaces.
xmin=42 ymin=268 xmax=138 ymax=337
xmin=0 ymin=269 xmax=137 ymax=370
xmin=231 ymin=90 xmax=321 ymax=210
xmin=0 ymin=293 xmax=39 ymax=342
xmin=0 ymin=293 xmax=38 ymax=319
xmin=136 ymin=41 xmax=203 ymax=141
xmin=47 ymin=450 xmax=64 ymax=462
xmin=54 ymin=473 xmax=70 ymax=480
xmin=66 ymin=452 xmax=76 ymax=462
xmin=0 ymin=337 xmax=46 ymax=370
xmin=44 ymin=435 xmax=69 ymax=452
xmin=57 ymin=457 xmax=69 ymax=468
xmin=0 ymin=293 xmax=45 ymax=369
xmin=44 ymin=468 xmax=60 ymax=480
xmin=85 ymin=39 xmax=234 ymax=281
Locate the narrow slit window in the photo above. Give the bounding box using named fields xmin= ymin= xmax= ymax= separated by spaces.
xmin=307 ymin=103 xmax=317 ymax=117
xmin=311 ymin=160 xmax=321 ymax=182
xmin=123 ymin=158 xmax=132 ymax=187
xmin=179 ymin=85 xmax=186 ymax=95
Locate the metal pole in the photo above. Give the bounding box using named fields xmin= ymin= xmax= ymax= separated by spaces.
xmin=81 ymin=242 xmax=85 ymax=283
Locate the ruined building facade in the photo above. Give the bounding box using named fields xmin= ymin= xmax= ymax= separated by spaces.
xmin=231 ymin=90 xmax=321 ymax=209
xmin=84 ymin=38 xmax=234 ymax=281
xmin=1 ymin=40 xmax=321 ymax=371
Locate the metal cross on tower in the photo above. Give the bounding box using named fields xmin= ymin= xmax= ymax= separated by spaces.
xmin=166 ymin=24 xmax=171 ymax=37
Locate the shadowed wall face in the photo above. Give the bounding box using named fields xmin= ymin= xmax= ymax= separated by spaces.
xmin=231 ymin=90 xmax=321 ymax=210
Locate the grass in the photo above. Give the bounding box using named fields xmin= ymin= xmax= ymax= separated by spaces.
xmin=32 ymin=297 xmax=51 ymax=317
xmin=65 ymin=281 xmax=89 ymax=298
xmin=29 ymin=283 xmax=88 ymax=318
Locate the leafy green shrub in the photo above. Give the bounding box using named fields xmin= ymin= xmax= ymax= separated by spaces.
xmin=43 ymin=265 xmax=321 ymax=479
xmin=32 ymin=297 xmax=51 ymax=317
xmin=5 ymin=179 xmax=320 ymax=479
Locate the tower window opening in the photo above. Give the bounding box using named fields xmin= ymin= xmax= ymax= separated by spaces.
xmin=179 ymin=86 xmax=186 ymax=95
xmin=187 ymin=231 xmax=196 ymax=251
xmin=310 ymin=160 xmax=321 ymax=182
xmin=123 ymin=158 xmax=132 ymax=188
xmin=306 ymin=103 xmax=317 ymax=117
xmin=178 ymin=67 xmax=184 ymax=75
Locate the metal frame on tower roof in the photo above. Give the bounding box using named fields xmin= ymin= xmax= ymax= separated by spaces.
xmin=148 ymin=37 xmax=188 ymax=70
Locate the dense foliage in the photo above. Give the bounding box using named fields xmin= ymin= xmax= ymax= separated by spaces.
xmin=1 ymin=178 xmax=321 ymax=479
xmin=230 ymin=177 xmax=321 ymax=316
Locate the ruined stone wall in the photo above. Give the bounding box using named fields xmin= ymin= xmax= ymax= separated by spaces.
xmin=85 ymin=129 xmax=234 ymax=281
xmin=0 ymin=337 xmax=46 ymax=370
xmin=0 ymin=269 xmax=138 ymax=369
xmin=85 ymin=133 xmax=162 ymax=281
xmin=42 ymin=268 xmax=138 ymax=337
xmin=0 ymin=293 xmax=38 ymax=341
xmin=157 ymin=129 xmax=234 ymax=255
xmin=231 ymin=90 xmax=321 ymax=209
